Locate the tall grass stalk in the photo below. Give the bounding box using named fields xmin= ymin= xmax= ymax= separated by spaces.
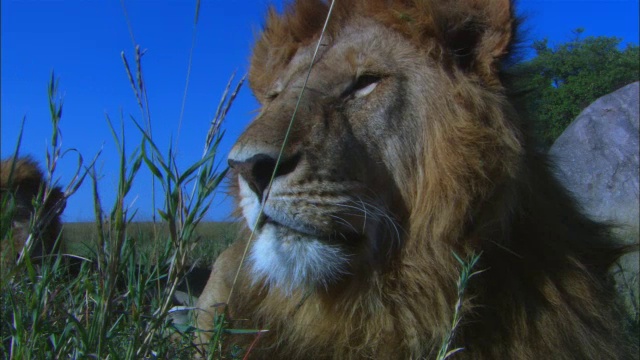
xmin=176 ymin=0 xmax=202 ymax=148
xmin=226 ymin=0 xmax=337 ymax=307
xmin=12 ymin=74 xmax=93 ymax=269
xmin=436 ymin=252 xmax=483 ymax=360
xmin=117 ymin=8 xmax=239 ymax=353
xmin=195 ymin=3 xmax=339 ymax=357
xmin=121 ymin=0 xmax=157 ymax=224
xmin=2 ymin=28 xmax=237 ymax=360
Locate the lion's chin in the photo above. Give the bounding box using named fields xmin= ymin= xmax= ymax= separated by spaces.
xmin=248 ymin=222 xmax=351 ymax=293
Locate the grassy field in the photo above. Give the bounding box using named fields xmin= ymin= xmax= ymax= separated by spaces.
xmin=2 ymin=213 xmax=245 ymax=358
xmin=63 ymin=221 xmax=240 ymax=266
xmin=1 ymin=62 xmax=249 ymax=357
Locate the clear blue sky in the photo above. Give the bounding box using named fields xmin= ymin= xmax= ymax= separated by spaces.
xmin=2 ymin=0 xmax=639 ymax=223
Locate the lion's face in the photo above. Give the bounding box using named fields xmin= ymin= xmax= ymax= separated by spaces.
xmin=229 ymin=18 xmax=461 ymax=291
xmin=198 ymin=2 xmax=636 ymax=358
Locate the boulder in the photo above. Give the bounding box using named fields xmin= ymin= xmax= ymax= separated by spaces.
xmin=550 ymin=81 xmax=639 ymax=317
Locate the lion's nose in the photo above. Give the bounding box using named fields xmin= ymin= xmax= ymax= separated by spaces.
xmin=228 ymin=153 xmax=300 ymax=199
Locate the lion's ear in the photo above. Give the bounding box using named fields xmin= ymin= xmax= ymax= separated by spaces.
xmin=438 ymin=0 xmax=513 ymax=85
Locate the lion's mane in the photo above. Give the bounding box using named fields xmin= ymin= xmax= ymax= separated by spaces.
xmin=1 ymin=156 xmax=65 ymax=265
xmin=195 ymin=1 xmax=637 ymax=358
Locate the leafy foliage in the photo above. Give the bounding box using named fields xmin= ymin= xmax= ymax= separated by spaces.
xmin=510 ymin=29 xmax=639 ymax=147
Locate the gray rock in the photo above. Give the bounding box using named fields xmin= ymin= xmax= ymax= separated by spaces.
xmin=550 ymin=81 xmax=639 ymax=317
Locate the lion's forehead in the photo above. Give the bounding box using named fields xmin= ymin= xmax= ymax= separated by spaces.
xmin=271 ymin=19 xmax=420 ymax=98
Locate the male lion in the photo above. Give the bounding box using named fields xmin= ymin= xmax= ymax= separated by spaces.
xmin=195 ymin=0 xmax=637 ymax=358
xmin=1 ymin=156 xmax=66 ymax=265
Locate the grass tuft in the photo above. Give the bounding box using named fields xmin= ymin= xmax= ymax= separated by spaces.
xmin=436 ymin=252 xmax=483 ymax=360
xmin=1 ymin=49 xmax=240 ymax=360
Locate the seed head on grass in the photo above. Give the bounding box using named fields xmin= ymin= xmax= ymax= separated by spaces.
xmin=436 ymin=252 xmax=483 ymax=360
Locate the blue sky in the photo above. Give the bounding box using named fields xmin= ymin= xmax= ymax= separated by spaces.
xmin=2 ymin=0 xmax=639 ymax=223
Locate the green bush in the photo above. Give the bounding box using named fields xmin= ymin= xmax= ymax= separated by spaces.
xmin=510 ymin=29 xmax=639 ymax=147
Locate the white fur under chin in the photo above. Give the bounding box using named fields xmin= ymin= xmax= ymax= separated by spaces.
xmin=249 ymin=224 xmax=350 ymax=293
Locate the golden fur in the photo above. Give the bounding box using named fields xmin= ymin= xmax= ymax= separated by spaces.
xmin=195 ymin=0 xmax=636 ymax=358
xmin=1 ymin=156 xmax=65 ymax=265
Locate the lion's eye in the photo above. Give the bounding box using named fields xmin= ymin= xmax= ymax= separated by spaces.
xmin=343 ymin=74 xmax=382 ymax=99
xmin=266 ymin=90 xmax=280 ymax=101
xmin=265 ymin=82 xmax=283 ymax=101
